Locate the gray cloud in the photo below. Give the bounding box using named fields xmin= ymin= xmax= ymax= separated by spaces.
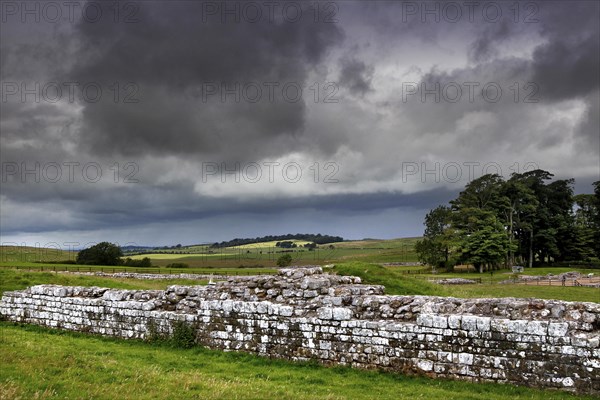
xmin=531 ymin=35 xmax=600 ymax=101
xmin=67 ymin=1 xmax=344 ymax=160
xmin=338 ymin=56 xmax=374 ymax=95
xmin=1 ymin=1 xmax=598 ymax=244
xmin=468 ymin=20 xmax=511 ymax=63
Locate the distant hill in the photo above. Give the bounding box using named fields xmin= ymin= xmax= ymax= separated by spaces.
xmin=210 ymin=234 xmax=344 ymax=248
xmin=121 ymin=245 xmax=157 ymax=251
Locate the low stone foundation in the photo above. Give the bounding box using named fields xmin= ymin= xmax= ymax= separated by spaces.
xmin=1 ymin=267 xmax=598 ymax=395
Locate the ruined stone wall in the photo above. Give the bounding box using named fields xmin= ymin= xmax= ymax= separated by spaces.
xmin=1 ymin=267 xmax=598 ymax=395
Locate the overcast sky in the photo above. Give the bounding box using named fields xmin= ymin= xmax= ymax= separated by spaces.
xmin=1 ymin=0 xmax=599 ymax=247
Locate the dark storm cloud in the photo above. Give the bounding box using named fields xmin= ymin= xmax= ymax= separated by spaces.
xmin=338 ymin=56 xmax=374 ymax=95
xmin=396 ymin=1 xmax=599 ymax=150
xmin=2 ymin=1 xmax=599 ymax=244
xmin=531 ymin=35 xmax=600 ymax=101
xmin=66 ymin=1 xmax=344 ymax=159
xmin=0 ymin=179 xmax=457 ymax=236
xmin=468 ymin=20 xmax=511 ymax=63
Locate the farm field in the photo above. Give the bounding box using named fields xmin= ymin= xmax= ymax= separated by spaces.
xmin=0 ymin=238 xmax=420 ymax=269
xmin=0 ymin=322 xmax=595 ymax=400
xmin=1 ymin=240 xmax=598 ymax=303
xmin=126 ymin=238 xmax=420 ymax=267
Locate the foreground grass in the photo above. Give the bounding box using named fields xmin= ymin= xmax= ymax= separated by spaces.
xmin=0 ymin=269 xmax=207 ymax=296
xmin=333 ymin=263 xmax=600 ymax=303
xmin=0 ymin=323 xmax=594 ymax=400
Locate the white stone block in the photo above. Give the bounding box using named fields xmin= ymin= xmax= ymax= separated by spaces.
xmin=461 ymin=316 xmax=478 ymax=331
xmin=332 ymin=307 xmax=352 ymax=321
xmin=317 ymin=307 xmax=333 ymax=320
xmin=547 ymin=322 xmax=569 ymax=337
xmin=448 ymin=315 xmax=461 ymax=329
xmin=417 ymin=359 xmax=434 ymax=371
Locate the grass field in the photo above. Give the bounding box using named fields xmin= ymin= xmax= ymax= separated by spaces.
xmin=0 ymin=238 xmax=421 ymax=269
xmin=0 ymin=269 xmax=208 ymax=295
xmin=124 ymin=238 xmax=420 ymax=267
xmin=0 ymin=245 xmax=76 ymax=263
xmin=0 ymin=323 xmax=595 ymax=400
xmin=332 ymin=262 xmax=600 ymax=303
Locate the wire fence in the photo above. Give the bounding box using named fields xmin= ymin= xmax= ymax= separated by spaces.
xmin=517 ymin=277 xmax=600 ymax=287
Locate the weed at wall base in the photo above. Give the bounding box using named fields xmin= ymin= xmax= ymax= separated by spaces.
xmin=170 ymin=320 xmax=197 ymax=349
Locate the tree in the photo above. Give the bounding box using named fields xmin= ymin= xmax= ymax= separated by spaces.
xmin=123 ymin=257 xmax=152 ymax=268
xmin=276 ymin=241 xmax=294 ymax=249
xmin=594 ymin=181 xmax=600 ymax=257
xmin=418 ymin=170 xmax=595 ymax=272
xmin=450 ymin=174 xmax=509 ymax=261
xmin=456 ymin=212 xmax=515 ymax=273
xmin=511 ymin=170 xmax=554 ymax=267
xmin=415 ymin=206 xmax=454 ymax=270
xmin=450 ymin=174 xmax=505 ymax=213
xmin=500 ymin=176 xmax=538 ymax=267
xmin=276 ymin=254 xmax=293 ymax=268
xmin=76 ymin=242 xmax=123 ymax=266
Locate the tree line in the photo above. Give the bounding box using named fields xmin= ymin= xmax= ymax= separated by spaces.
xmin=76 ymin=242 xmax=152 ymax=267
xmin=416 ymin=170 xmax=600 ymax=272
xmin=210 ymin=233 xmax=343 ymax=248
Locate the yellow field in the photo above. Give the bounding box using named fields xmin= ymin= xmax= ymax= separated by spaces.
xmin=234 ymin=240 xmax=312 ymax=249
xmin=127 ymin=253 xmax=223 ymax=260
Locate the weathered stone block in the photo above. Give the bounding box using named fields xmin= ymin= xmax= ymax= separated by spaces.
xmin=548 ymin=322 xmax=569 ymax=337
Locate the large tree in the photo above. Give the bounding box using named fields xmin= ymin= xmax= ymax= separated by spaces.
xmin=573 ymin=193 xmax=598 ymax=260
xmin=594 ymin=181 xmax=600 ymax=257
xmin=511 ymin=170 xmax=554 ymax=267
xmin=76 ymin=242 xmax=123 ymax=266
xmin=456 ymin=211 xmax=514 ymax=273
xmin=415 ymin=206 xmax=453 ymax=270
xmin=500 ymin=176 xmax=538 ymax=267
xmin=416 ymin=170 xmax=596 ymax=272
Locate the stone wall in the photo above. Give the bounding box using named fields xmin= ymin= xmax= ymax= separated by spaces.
xmin=1 ymin=267 xmax=598 ymax=395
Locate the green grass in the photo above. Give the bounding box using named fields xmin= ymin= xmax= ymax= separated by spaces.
xmin=0 ymin=262 xmax=277 ymax=276
xmin=1 ymin=264 xmax=597 ymax=303
xmin=0 ymin=322 xmax=594 ymax=400
xmin=0 ymin=246 xmax=76 ymax=263
xmin=333 ymin=262 xmax=600 ymax=303
xmin=0 ymin=269 xmax=208 ymax=295
xmin=0 ymin=238 xmax=420 ymax=270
